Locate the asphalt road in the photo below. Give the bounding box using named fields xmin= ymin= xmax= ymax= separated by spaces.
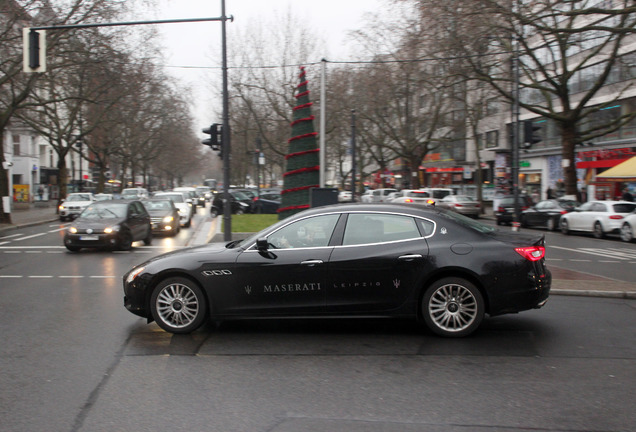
xmin=0 ymin=207 xmax=635 ymax=431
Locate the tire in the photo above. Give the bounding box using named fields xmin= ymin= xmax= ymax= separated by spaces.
xmin=235 ymin=208 xmax=244 ymax=215
xmin=185 ymin=218 xmax=191 ymax=228
xmin=118 ymin=230 xmax=133 ymax=251
xmin=546 ymin=217 xmax=556 ymax=231
xmin=593 ymin=221 xmax=605 ymax=239
xmin=210 ymin=208 xmax=219 ymax=218
xmin=143 ymin=228 xmax=153 ymax=246
xmin=60 ymin=216 xmax=66 ymax=222
xmin=150 ymin=277 xmax=207 ymax=334
xmin=620 ymin=223 xmax=634 ymax=242
xmin=422 ymin=277 xmax=484 ymax=337
xmin=560 ymin=219 xmax=570 ymax=235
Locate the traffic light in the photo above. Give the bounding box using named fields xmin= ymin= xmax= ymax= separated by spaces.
xmin=523 ymin=120 xmax=543 ymax=149
xmin=23 ymin=28 xmax=46 ymax=72
xmin=202 ymin=123 xmax=222 ymax=151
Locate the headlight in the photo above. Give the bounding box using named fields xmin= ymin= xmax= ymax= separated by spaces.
xmin=125 ymin=266 xmax=145 ymax=284
xmin=163 ymin=216 xmax=174 ymax=223
xmin=104 ymin=225 xmax=120 ymax=234
xmin=59 ymin=205 xmax=66 ymax=210
xmin=68 ymin=227 xmax=77 ymax=234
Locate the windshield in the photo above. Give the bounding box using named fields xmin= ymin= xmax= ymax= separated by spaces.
xmin=67 ymin=194 xmax=91 ymax=202
xmin=81 ymin=204 xmax=127 ymax=219
xmin=144 ymin=200 xmax=172 ymax=210
xmin=156 ymin=194 xmax=184 ymax=203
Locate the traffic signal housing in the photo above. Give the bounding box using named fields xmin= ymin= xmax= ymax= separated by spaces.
xmin=23 ymin=28 xmax=46 ymax=72
xmin=202 ymin=123 xmax=222 ymax=151
xmin=523 ymin=120 xmax=543 ymax=149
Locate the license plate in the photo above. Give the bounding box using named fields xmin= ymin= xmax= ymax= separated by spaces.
xmin=80 ymin=235 xmax=98 ymax=241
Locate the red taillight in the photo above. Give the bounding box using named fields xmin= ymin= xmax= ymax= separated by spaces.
xmin=426 ymin=199 xmax=435 ymax=205
xmin=405 ymin=198 xmax=414 ymax=203
xmin=560 ymin=210 xmax=567 ymax=215
xmin=609 ymin=215 xmax=624 ymax=220
xmin=497 ymin=206 xmax=504 ymax=212
xmin=454 ymin=204 xmax=463 ymax=208
xmin=515 ymin=246 xmax=545 ymax=261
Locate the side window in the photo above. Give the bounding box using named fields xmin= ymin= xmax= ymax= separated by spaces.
xmin=343 ymin=213 xmax=421 ymax=245
xmin=267 ymin=214 xmax=339 ymax=249
xmin=579 ymin=202 xmax=594 ymax=212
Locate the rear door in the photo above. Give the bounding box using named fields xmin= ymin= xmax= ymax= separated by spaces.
xmin=326 ymin=212 xmax=431 ymax=313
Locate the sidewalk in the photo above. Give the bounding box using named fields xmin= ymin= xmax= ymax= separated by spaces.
xmin=2 ymin=202 xmax=635 ymax=299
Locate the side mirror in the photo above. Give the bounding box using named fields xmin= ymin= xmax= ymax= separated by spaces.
xmin=256 ymin=237 xmax=269 ymax=251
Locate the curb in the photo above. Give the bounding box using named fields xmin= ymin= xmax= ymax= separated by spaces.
xmin=550 ymin=289 xmax=636 ymax=299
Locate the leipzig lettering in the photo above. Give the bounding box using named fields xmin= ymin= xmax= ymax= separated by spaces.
xmin=333 ymin=281 xmax=381 ymax=288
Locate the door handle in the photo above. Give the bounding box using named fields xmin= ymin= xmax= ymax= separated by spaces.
xmin=398 ymin=254 xmax=422 ymax=261
xmin=301 ymin=260 xmax=323 ymax=266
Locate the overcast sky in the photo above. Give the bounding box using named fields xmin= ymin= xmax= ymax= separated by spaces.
xmin=149 ymin=0 xmax=385 ymax=132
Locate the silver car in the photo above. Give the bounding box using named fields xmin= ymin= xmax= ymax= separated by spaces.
xmin=437 ymin=195 xmax=481 ymax=218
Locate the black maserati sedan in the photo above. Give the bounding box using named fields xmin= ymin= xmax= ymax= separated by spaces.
xmin=64 ymin=200 xmax=152 ymax=252
xmin=123 ymin=203 xmax=550 ymax=337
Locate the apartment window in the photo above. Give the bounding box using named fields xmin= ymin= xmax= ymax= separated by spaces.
xmin=486 ymin=130 xmax=499 ymax=148
xmin=12 ymin=135 xmax=20 ymax=156
xmin=485 ymin=98 xmax=499 ymax=116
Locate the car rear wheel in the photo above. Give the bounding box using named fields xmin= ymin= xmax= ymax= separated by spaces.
xmin=422 ymin=277 xmax=484 ymax=337
xmin=620 ymin=223 xmax=634 ymax=242
xmin=143 ymin=228 xmax=152 ymax=246
xmin=593 ymin=221 xmax=605 ymax=239
xmin=560 ymin=219 xmax=570 ymax=235
xmin=150 ymin=277 xmax=207 ymax=334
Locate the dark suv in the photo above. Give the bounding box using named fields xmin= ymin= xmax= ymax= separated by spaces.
xmin=495 ymin=195 xmax=534 ymax=225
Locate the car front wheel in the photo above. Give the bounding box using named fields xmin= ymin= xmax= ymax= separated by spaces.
xmin=118 ymin=230 xmax=133 ymax=250
xmin=150 ymin=277 xmax=207 ymax=334
xmin=593 ymin=221 xmax=605 ymax=239
xmin=620 ymin=223 xmax=634 ymax=242
xmin=422 ymin=277 xmax=484 ymax=337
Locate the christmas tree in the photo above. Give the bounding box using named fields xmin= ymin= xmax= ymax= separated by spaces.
xmin=278 ymin=66 xmax=320 ymax=220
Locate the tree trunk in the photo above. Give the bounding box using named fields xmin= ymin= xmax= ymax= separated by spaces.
xmin=561 ymin=123 xmax=579 ymax=197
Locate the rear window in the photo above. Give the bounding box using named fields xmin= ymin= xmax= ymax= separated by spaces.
xmin=613 ymin=203 xmax=636 ymax=213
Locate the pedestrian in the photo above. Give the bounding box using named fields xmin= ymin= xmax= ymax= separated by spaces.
xmin=621 ymin=187 xmax=634 ymax=202
xmin=546 ymin=187 xmax=555 ymax=199
xmin=37 ymin=186 xmax=43 ymax=201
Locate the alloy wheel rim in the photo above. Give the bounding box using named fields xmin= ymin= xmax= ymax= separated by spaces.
xmin=156 ymin=283 xmax=199 ymax=328
xmin=621 ymin=225 xmax=633 ymax=242
xmin=428 ymin=284 xmax=477 ymax=332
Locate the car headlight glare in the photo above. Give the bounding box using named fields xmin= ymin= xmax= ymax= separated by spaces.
xmin=125 ymin=266 xmax=146 ymax=284
xmin=68 ymin=227 xmax=77 ymax=234
xmin=163 ymin=216 xmax=174 ymax=223
xmin=104 ymin=225 xmax=120 ymax=234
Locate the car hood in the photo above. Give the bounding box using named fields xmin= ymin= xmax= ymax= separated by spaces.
xmin=142 ymin=242 xmax=231 ymax=267
xmin=147 ymin=210 xmax=173 ymax=217
xmin=73 ymin=217 xmax=126 ymax=228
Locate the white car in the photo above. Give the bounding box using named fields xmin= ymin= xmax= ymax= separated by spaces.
xmin=560 ymin=200 xmax=636 ymax=238
xmin=338 ymin=191 xmax=353 ymax=202
xmin=391 ymin=189 xmax=434 ymax=205
xmin=360 ymin=188 xmax=397 ymax=203
xmin=619 ymin=211 xmax=636 ymax=242
xmin=59 ymin=193 xmax=96 ymax=221
xmin=419 ymin=188 xmax=454 ymax=205
xmin=153 ymin=192 xmax=192 ymax=227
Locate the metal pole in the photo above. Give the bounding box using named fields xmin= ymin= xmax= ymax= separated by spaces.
xmin=512 ymin=36 xmax=521 ymax=229
xmin=256 ymin=138 xmax=261 ymax=214
xmin=319 ymin=59 xmax=327 ymax=188
xmin=221 ymin=0 xmax=232 ymax=241
xmin=350 ymin=109 xmax=356 ymax=203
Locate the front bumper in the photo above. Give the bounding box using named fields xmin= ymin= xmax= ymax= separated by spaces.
xmin=64 ymin=232 xmax=121 ymax=249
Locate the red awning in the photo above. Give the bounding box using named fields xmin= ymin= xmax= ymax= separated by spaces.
xmin=576 ymin=159 xmax=626 ymax=169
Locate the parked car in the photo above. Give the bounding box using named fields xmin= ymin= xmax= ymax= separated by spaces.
xmin=437 ymin=195 xmax=481 ymax=218
xmin=360 ymin=188 xmax=398 ymax=203
xmin=63 ymin=200 xmax=152 ymax=252
xmin=252 ymin=191 xmax=281 ymax=214
xmin=619 ymin=211 xmax=636 ymax=242
xmin=390 ymin=189 xmax=435 ymax=205
xmin=121 ymin=187 xmax=149 ymax=200
xmin=495 ymin=195 xmax=534 ymax=225
xmin=210 ymin=191 xmax=252 ymax=217
xmin=153 ymin=192 xmax=192 ymax=227
xmin=123 ymin=203 xmax=550 ymax=337
xmin=338 ymin=191 xmax=353 ymax=202
xmin=560 ymin=200 xmax=636 ymax=238
xmin=520 ymin=199 xmax=579 ymax=231
xmin=59 ymin=192 xmax=96 ymax=221
xmin=142 ymin=198 xmax=181 ymax=236
xmin=419 ymin=188 xmax=454 ymax=205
